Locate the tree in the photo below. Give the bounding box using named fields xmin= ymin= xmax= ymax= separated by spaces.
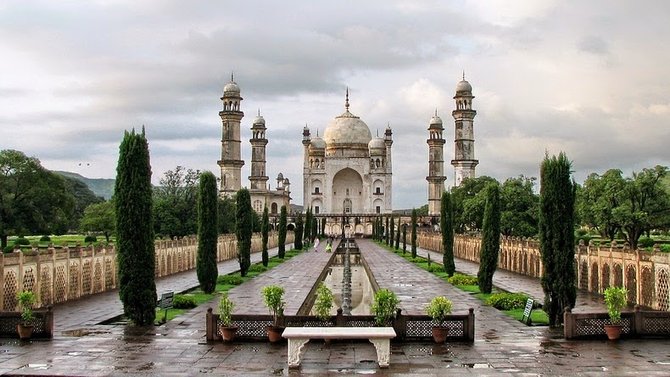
xmin=261 ymin=206 xmax=269 ymax=267
xmin=385 ymin=216 xmax=390 ymax=245
xmin=61 ymin=175 xmax=104 ymax=230
xmin=312 ymin=215 xmax=318 ymax=241
xmin=390 ymin=216 xmax=395 ymax=248
xmin=0 ymin=150 xmax=76 ymax=248
xmin=441 ymin=191 xmax=455 ymax=277
xmin=80 ymin=201 xmax=116 ymax=242
xmin=577 ymin=169 xmax=625 ymax=241
xmin=402 ymin=223 xmax=407 ymax=253
xmin=295 ymin=212 xmax=304 ymax=250
xmin=304 ymin=207 xmax=312 ymax=243
xmin=477 ymin=183 xmax=501 ymax=294
xmin=411 ymin=209 xmax=417 ymax=258
xmin=278 ymin=205 xmax=287 ymax=259
xmin=500 ymin=175 xmax=539 ymax=238
xmin=539 ymin=152 xmax=577 ymax=327
xmin=613 ymin=166 xmax=669 ymax=249
xmin=114 ymin=129 xmax=156 ymax=326
xmin=217 ymin=197 xmax=236 ymax=234
xmin=451 ymin=176 xmax=499 ymax=233
xmin=395 ymin=219 xmax=400 ymax=249
xmin=153 ymin=166 xmax=199 ymax=239
xmin=196 ymin=171 xmax=218 ymax=294
xmin=235 ymin=188 xmax=252 ymax=277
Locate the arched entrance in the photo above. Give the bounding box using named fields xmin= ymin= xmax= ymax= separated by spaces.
xmin=332 ymin=168 xmax=364 ymax=214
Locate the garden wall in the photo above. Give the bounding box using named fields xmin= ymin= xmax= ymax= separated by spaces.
xmin=0 ymin=232 xmax=294 ymax=311
xmin=417 ymin=232 xmax=670 ymax=311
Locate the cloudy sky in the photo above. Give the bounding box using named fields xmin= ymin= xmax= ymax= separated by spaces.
xmin=1 ymin=0 xmax=669 ymax=209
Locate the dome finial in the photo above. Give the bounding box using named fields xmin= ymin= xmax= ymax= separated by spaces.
xmin=345 ymin=87 xmax=350 ymax=111
xmin=257 ymin=108 xmax=261 ymax=116
xmin=231 ymin=71 xmax=234 ymax=82
xmin=462 ymin=70 xmax=465 ymax=81
xmin=435 ymin=108 xmax=438 ymax=116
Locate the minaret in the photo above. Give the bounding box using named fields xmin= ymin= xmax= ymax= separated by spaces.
xmin=218 ymin=74 xmax=245 ymax=197
xmin=384 ymin=123 xmax=393 ymax=212
xmin=427 ymin=110 xmax=446 ymax=216
xmin=451 ymin=74 xmax=478 ymax=186
xmin=249 ymin=110 xmax=268 ymax=190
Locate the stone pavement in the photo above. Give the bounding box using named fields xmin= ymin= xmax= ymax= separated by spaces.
xmin=0 ymin=240 xmax=669 ymax=376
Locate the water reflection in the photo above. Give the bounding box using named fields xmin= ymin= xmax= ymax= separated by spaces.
xmin=311 ymin=255 xmax=374 ymax=315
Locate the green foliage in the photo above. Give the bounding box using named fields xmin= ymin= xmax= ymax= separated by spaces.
xmin=84 ymin=235 xmax=97 ymax=244
xmin=478 ymin=183 xmax=501 ymax=294
xmin=389 ymin=216 xmax=395 ymax=247
xmin=371 ymin=288 xmax=399 ymax=326
xmin=114 ymin=129 xmax=157 ymax=326
xmin=80 ymin=201 xmax=115 ymax=242
xmin=196 ymin=171 xmax=219 ymax=294
xmin=217 ymin=274 xmax=244 ymax=285
xmin=14 ymin=237 xmax=30 ymax=246
xmin=604 ymin=286 xmax=627 ymax=324
xmin=402 ymin=222 xmax=407 ymax=252
xmin=17 ymin=290 xmax=36 ymax=324
xmin=314 ymin=282 xmax=334 ymax=321
xmin=39 ymin=235 xmax=51 ymax=242
xmin=278 ymin=205 xmax=287 ymax=258
xmin=248 ymin=264 xmax=267 ymax=273
xmin=441 ymin=191 xmax=455 ymax=277
xmin=500 ymin=175 xmax=539 ymax=237
xmin=217 ymin=294 xmax=235 ymax=327
xmin=451 ymin=176 xmax=499 ymax=233
xmin=485 ymin=292 xmax=528 ymax=310
xmin=261 ymin=206 xmax=269 ymax=267
xmin=153 ymin=166 xmax=199 ymax=239
xmin=235 ymin=189 xmax=252 ymax=277
xmin=395 ymin=219 xmax=400 ymax=249
xmin=261 ymin=285 xmax=285 ymax=326
xmin=294 ymin=212 xmax=304 ymax=250
xmin=217 ymin=197 xmax=236 ymax=234
xmin=448 ymin=274 xmax=478 ymax=286
xmin=539 ymin=152 xmax=577 ymax=327
xmin=61 ymin=175 xmax=104 ymax=231
xmin=638 ymin=236 xmax=655 ymax=248
xmin=172 ymin=294 xmax=197 ymax=309
xmin=425 ymin=296 xmax=453 ymax=326
xmin=411 ymin=209 xmax=417 ymax=258
xmin=304 ymin=207 xmax=312 ymax=243
xmin=385 ymin=216 xmax=390 ymax=245
xmin=0 ymin=149 xmax=76 ymax=248
xmin=3 ymin=245 xmax=14 ymax=253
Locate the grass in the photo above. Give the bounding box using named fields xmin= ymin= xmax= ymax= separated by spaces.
xmin=375 ymin=240 xmax=550 ymax=326
xmin=154 ymin=247 xmax=304 ymax=325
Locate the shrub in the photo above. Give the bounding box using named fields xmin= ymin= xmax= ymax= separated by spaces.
xmin=638 ymin=236 xmax=655 ymax=249
xmin=218 ymin=294 xmax=235 ymax=327
xmin=217 ymin=274 xmax=244 ymax=285
xmin=248 ymin=264 xmax=267 ymax=273
xmin=661 ymin=244 xmax=670 ymax=253
xmin=371 ymin=288 xmax=399 ymax=326
xmin=604 ymin=286 xmax=627 ymax=324
xmin=425 ymin=296 xmax=453 ymax=327
xmin=14 ymin=237 xmax=30 ymax=246
xmin=3 ymin=245 xmax=16 ymax=253
xmin=39 ymin=235 xmax=51 ymax=242
xmin=485 ymin=292 xmax=529 ymax=310
xmin=427 ymin=265 xmax=444 ymax=273
xmin=448 ymin=274 xmax=478 ymax=286
xmin=84 ymin=235 xmax=97 ymax=244
xmin=314 ymin=282 xmax=334 ymax=322
xmin=172 ymin=294 xmax=197 ymax=309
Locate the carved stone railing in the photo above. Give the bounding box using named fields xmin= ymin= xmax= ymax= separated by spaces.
xmin=564 ymin=306 xmax=670 ymax=339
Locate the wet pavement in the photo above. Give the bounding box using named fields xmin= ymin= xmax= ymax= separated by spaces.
xmin=0 ymin=241 xmax=668 ymax=376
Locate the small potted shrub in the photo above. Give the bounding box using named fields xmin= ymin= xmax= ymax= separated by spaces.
xmin=261 ymin=285 xmax=285 ymax=343
xmin=16 ymin=290 xmax=36 ymax=340
xmin=218 ymin=294 xmax=237 ymax=342
xmin=426 ymin=296 xmax=453 ymax=343
xmin=314 ymin=282 xmax=334 ymax=323
xmin=371 ymin=288 xmax=399 ymax=327
xmin=604 ymin=286 xmax=627 ymax=340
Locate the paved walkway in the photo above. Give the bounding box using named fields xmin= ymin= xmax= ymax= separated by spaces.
xmin=0 ymin=240 xmax=668 ymax=376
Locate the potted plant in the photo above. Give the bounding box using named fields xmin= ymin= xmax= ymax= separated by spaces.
xmin=604 ymin=286 xmax=627 ymax=340
xmin=426 ymin=296 xmax=453 ymax=343
xmin=16 ymin=290 xmax=36 ymax=340
xmin=314 ymin=282 xmax=334 ymax=323
xmin=217 ymin=294 xmax=237 ymax=342
xmin=262 ymin=285 xmax=285 ymax=343
xmin=371 ymin=288 xmax=399 ymax=327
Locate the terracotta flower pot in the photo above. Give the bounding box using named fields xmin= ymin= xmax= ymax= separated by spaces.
xmin=17 ymin=324 xmax=34 ymax=340
xmin=219 ymin=326 xmax=238 ymax=342
xmin=432 ymin=326 xmax=449 ymax=343
xmin=604 ymin=324 xmax=622 ymax=340
xmin=266 ymin=325 xmax=285 ymax=343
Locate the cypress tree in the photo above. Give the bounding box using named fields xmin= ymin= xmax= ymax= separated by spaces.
xmin=312 ymin=216 xmax=318 ymax=242
xmin=235 ymin=188 xmax=252 ymax=276
xmin=411 ymin=209 xmax=417 ymax=258
xmin=303 ymin=207 xmax=311 ymax=243
xmin=295 ymin=212 xmax=304 ymax=250
xmin=196 ymin=171 xmax=218 ymax=293
xmin=385 ymin=216 xmax=390 ymax=245
xmin=261 ymin=206 xmax=269 ymax=267
xmin=390 ymin=216 xmax=395 ymax=247
xmin=441 ymin=191 xmax=456 ymax=277
xmin=539 ymin=152 xmax=577 ymax=327
xmin=402 ymin=223 xmax=407 ymax=253
xmin=395 ymin=220 xmax=400 ymax=249
xmin=320 ymin=217 xmax=326 ymax=237
xmin=114 ymin=128 xmax=156 ymax=326
xmin=477 ymin=184 xmax=501 ymax=294
xmin=278 ymin=205 xmax=287 ymax=258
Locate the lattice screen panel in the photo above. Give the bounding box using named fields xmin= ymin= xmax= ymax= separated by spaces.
xmin=285 ymin=319 xmax=334 ymax=327
xmin=580 ymin=262 xmax=589 ymax=290
xmin=93 ymin=261 xmax=103 ymax=293
xmin=614 ymin=264 xmax=623 ymax=287
xmin=105 ymin=259 xmax=114 ymax=290
xmin=406 ymin=319 xmax=465 ymax=338
xmin=23 ymin=268 xmax=35 ymax=292
xmin=40 ymin=267 xmax=52 ymax=305
xmin=344 ymin=319 xmax=376 ymax=327
xmin=601 ymin=264 xmax=610 ymax=291
xmin=641 ymin=267 xmax=654 ymax=308
xmin=225 ymin=319 xmax=273 ymax=337
xmin=591 ymin=263 xmax=599 ymax=293
xmin=3 ymin=271 xmax=17 ymax=311
xmin=644 ymin=317 xmax=670 ymax=334
xmin=626 ymin=265 xmax=637 ymax=303
xmin=54 ymin=266 xmax=66 ymax=303
xmin=575 ymin=317 xmax=631 ymax=337
xmin=657 ymin=269 xmax=669 ymax=311
xmin=69 ymin=263 xmax=80 ymax=299
xmin=82 ymin=261 xmax=91 ymax=294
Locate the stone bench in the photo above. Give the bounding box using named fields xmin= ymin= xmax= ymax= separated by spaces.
xmin=282 ymin=326 xmax=396 ymax=368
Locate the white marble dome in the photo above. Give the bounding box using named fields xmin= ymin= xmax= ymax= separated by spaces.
xmin=455 ymin=79 xmax=472 ymax=94
xmin=224 ymin=81 xmax=240 ymax=95
xmin=323 ymin=110 xmax=372 ymax=146
xmin=429 ymin=114 xmax=443 ymax=127
xmin=368 ymin=137 xmax=385 ymax=151
xmin=310 ymin=136 xmax=326 ymax=150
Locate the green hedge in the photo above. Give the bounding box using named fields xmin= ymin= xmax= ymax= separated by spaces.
xmin=172 ymin=295 xmax=197 ymax=309
xmin=448 ymin=274 xmax=478 ymax=286
xmin=485 ymin=292 xmax=529 ymax=310
xmin=217 ymin=274 xmax=244 ymax=285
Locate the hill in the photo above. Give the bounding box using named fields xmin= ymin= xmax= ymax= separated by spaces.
xmin=55 ymin=171 xmax=115 ymax=200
